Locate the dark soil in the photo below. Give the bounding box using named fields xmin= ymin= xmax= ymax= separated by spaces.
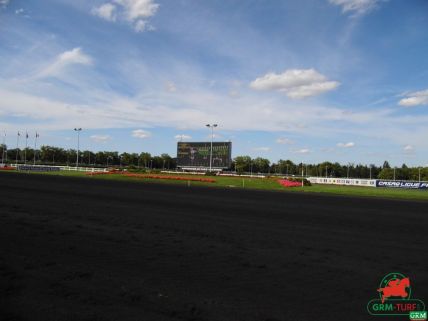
xmin=1 ymin=172 xmax=427 ymax=320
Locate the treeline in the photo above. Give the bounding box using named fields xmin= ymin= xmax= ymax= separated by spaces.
xmin=0 ymin=145 xmax=176 ymax=169
xmin=232 ymin=157 xmax=428 ymax=181
xmin=1 ymin=144 xmax=427 ymax=180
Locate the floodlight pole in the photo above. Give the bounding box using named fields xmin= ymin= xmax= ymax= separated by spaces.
xmin=74 ymin=128 xmax=82 ymax=168
xmin=33 ymin=132 xmax=39 ymax=165
xmin=302 ymin=162 xmax=304 ymax=187
xmin=24 ymin=131 xmax=28 ymax=165
xmin=16 ymin=131 xmax=20 ymax=167
xmin=206 ymin=124 xmax=217 ymax=171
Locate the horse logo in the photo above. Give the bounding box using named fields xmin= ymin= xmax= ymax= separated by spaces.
xmin=367 ymin=273 xmax=426 ymax=317
xmin=378 ymin=276 xmax=411 ymax=303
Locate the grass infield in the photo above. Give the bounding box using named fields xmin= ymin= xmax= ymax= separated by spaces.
xmin=4 ymin=170 xmax=428 ymax=201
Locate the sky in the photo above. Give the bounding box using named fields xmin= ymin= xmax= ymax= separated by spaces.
xmin=1 ymin=0 xmax=428 ymax=166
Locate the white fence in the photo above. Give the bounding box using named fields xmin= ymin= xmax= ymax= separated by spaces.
xmin=308 ymin=177 xmax=377 ymax=187
xmin=11 ymin=164 xmax=107 ymax=173
xmin=59 ymin=166 xmax=107 ymax=172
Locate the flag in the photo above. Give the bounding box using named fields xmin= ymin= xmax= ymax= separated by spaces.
xmin=17 ymin=131 xmax=20 ymax=136
xmin=26 ymin=132 xmax=29 ymax=139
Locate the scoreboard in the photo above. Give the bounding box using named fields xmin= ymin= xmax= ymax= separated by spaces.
xmin=177 ymin=142 xmax=232 ymax=169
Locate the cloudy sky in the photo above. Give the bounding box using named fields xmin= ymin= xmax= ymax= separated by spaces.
xmin=1 ymin=0 xmax=428 ymax=165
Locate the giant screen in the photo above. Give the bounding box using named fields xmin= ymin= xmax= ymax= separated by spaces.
xmin=177 ymin=142 xmax=232 ymax=168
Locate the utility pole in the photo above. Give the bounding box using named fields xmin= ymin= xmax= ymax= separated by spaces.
xmin=74 ymin=128 xmax=82 ymax=168
xmin=33 ymin=132 xmax=39 ymax=165
xmin=24 ymin=131 xmax=28 ymax=165
xmin=206 ymin=124 xmax=217 ymax=171
xmin=15 ymin=131 xmax=20 ymax=167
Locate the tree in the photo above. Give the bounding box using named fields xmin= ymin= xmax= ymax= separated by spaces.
xmin=139 ymin=152 xmax=151 ymax=168
xmin=160 ymin=153 xmax=174 ymax=169
xmin=252 ymin=157 xmax=270 ymax=173
xmin=1 ymin=143 xmax=7 ymax=163
xmin=233 ymin=156 xmax=251 ymax=174
xmin=275 ymin=159 xmax=295 ymax=175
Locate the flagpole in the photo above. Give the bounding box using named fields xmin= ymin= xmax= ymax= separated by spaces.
xmin=24 ymin=131 xmax=28 ymax=165
xmin=16 ymin=131 xmax=20 ymax=167
xmin=34 ymin=132 xmax=39 ymax=165
xmin=4 ymin=132 xmax=7 ymax=164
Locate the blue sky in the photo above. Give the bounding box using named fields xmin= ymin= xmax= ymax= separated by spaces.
xmin=1 ymin=0 xmax=428 ymax=166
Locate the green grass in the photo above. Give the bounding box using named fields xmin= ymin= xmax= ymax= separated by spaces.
xmin=5 ymin=169 xmax=428 ymax=201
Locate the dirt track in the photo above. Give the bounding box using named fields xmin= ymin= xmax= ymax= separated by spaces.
xmin=1 ymin=172 xmax=427 ymax=321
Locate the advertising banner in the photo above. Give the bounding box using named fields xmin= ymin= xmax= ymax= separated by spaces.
xmin=308 ymin=177 xmax=377 ymax=187
xmin=376 ymin=180 xmax=428 ymax=189
xmin=177 ymin=142 xmax=232 ymax=168
xmin=17 ymin=165 xmax=60 ymax=172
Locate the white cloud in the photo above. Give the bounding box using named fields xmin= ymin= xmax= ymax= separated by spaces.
xmin=293 ymin=148 xmax=311 ymax=154
xmin=38 ymin=48 xmax=93 ymax=78
xmin=205 ymin=133 xmax=222 ymax=140
xmin=90 ymin=135 xmax=111 ymax=143
xmin=276 ymin=137 xmax=293 ymax=144
xmin=134 ymin=19 xmax=147 ymax=32
xmin=91 ymin=3 xmax=117 ymax=21
xmin=132 ymin=129 xmax=151 ymax=138
xmin=250 ymin=69 xmax=339 ymax=99
xmin=165 ymin=81 xmax=177 ymax=92
xmin=3 ymin=53 xmax=428 ymax=156
xmin=114 ymin=0 xmax=159 ymax=20
xmin=329 ymin=0 xmax=385 ymax=16
xmin=174 ymin=134 xmax=191 ymax=140
xmin=0 ymin=0 xmax=9 ymax=8
xmin=228 ymin=90 xmax=240 ymax=98
xmin=398 ymin=89 xmax=428 ymax=107
xmin=93 ymin=0 xmax=159 ymax=32
xmin=337 ymin=142 xmax=355 ymax=148
xmin=15 ymin=8 xmax=24 ymax=15
xmin=403 ymin=145 xmax=414 ymax=153
xmin=253 ymin=147 xmax=271 ymax=152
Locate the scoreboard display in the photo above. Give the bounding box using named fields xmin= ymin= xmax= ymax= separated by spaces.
xmin=177 ymin=142 xmax=232 ymax=168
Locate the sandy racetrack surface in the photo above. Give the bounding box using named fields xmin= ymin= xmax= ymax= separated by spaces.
xmin=1 ymin=172 xmax=427 ymax=321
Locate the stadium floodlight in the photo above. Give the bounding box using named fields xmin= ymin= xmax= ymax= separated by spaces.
xmin=24 ymin=131 xmax=28 ymax=165
xmin=33 ymin=132 xmax=39 ymax=165
xmin=74 ymin=128 xmax=82 ymax=168
xmin=16 ymin=131 xmax=20 ymax=167
xmin=206 ymin=124 xmax=218 ymax=171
